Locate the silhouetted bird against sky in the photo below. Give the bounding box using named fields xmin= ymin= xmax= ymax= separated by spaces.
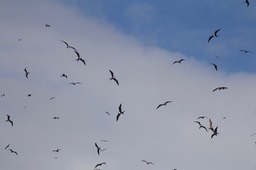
xmin=95 ymin=143 xmax=102 ymax=155
xmin=211 ymin=126 xmax=219 ymax=139
xmin=109 ymin=69 xmax=119 ymax=86
xmin=197 ymin=116 xmax=207 ymax=119
xmin=53 ymin=116 xmax=60 ymax=119
xmin=76 ymin=57 xmax=86 ymax=66
xmin=61 ymin=73 xmax=68 ymax=78
xmin=45 ymin=24 xmax=50 ymax=27
xmin=208 ymin=29 xmax=221 ymax=43
xmin=69 ymin=82 xmax=82 ymax=85
xmin=95 ymin=162 xmax=106 ymax=168
xmin=61 ymin=40 xmax=77 ymax=51
xmin=172 ymin=59 xmax=185 ymax=65
xmin=210 ymin=63 xmax=218 ymax=71
xmin=24 ymin=67 xmax=30 ymax=79
xmin=208 ymin=118 xmax=214 ymax=132
xmin=156 ymin=101 xmax=172 ymax=109
xmin=212 ymin=86 xmax=228 ymax=92
xmin=52 ymin=149 xmax=61 ymax=152
xmin=244 ymin=0 xmax=250 ymax=7
xmin=141 ymin=160 xmax=155 ymax=165
xmin=116 ymin=104 xmax=125 ymax=121
xmin=194 ymin=121 xmax=208 ymax=132
xmin=9 ymin=149 xmax=18 ymax=155
xmin=6 ymin=114 xmax=13 ymax=126
xmin=27 ymin=93 xmax=32 ymax=97
xmin=240 ymin=49 xmax=253 ymax=53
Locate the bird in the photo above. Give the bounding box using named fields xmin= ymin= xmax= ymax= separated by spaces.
xmin=208 ymin=118 xmax=214 ymax=132
xmin=45 ymin=24 xmax=50 ymax=27
xmin=109 ymin=69 xmax=119 ymax=86
xmin=5 ymin=114 xmax=13 ymax=126
xmin=197 ymin=116 xmax=207 ymax=119
xmin=61 ymin=40 xmax=77 ymax=51
xmin=1 ymin=94 xmax=5 ymax=97
xmin=172 ymin=59 xmax=185 ymax=65
xmin=49 ymin=97 xmax=56 ymax=100
xmin=9 ymin=149 xmax=18 ymax=155
xmin=69 ymin=82 xmax=82 ymax=85
xmin=105 ymin=111 xmax=110 ymax=115
xmin=52 ymin=149 xmax=61 ymax=152
xmin=27 ymin=93 xmax=32 ymax=97
xmin=95 ymin=143 xmax=102 ymax=155
xmin=5 ymin=144 xmax=10 ymax=150
xmin=210 ymin=63 xmax=218 ymax=71
xmin=24 ymin=67 xmax=30 ymax=79
xmin=244 ymin=0 xmax=250 ymax=7
xmin=95 ymin=162 xmax=106 ymax=168
xmin=240 ymin=49 xmax=253 ymax=53
xmin=141 ymin=160 xmax=154 ymax=165
xmin=208 ymin=29 xmax=221 ymax=43
xmin=212 ymin=86 xmax=228 ymax=92
xmin=156 ymin=101 xmax=172 ymax=109
xmin=194 ymin=121 xmax=208 ymax=132
xmin=60 ymin=73 xmax=68 ymax=78
xmin=116 ymin=104 xmax=125 ymax=121
xmin=53 ymin=116 xmax=60 ymax=119
xmin=100 ymin=139 xmax=109 ymax=142
xmin=74 ymin=50 xmax=81 ymax=59
xmin=211 ymin=126 xmax=219 ymax=139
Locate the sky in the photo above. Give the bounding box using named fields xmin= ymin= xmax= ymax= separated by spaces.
xmin=0 ymin=0 xmax=256 ymax=170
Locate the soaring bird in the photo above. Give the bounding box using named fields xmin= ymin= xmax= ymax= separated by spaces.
xmin=212 ymin=86 xmax=228 ymax=92
xmin=9 ymin=149 xmax=18 ymax=155
xmin=105 ymin=111 xmax=110 ymax=116
xmin=141 ymin=160 xmax=155 ymax=165
xmin=60 ymin=73 xmax=68 ymax=78
xmin=211 ymin=126 xmax=219 ymax=139
xmin=5 ymin=114 xmax=13 ymax=126
xmin=69 ymin=82 xmax=82 ymax=85
xmin=52 ymin=149 xmax=61 ymax=152
xmin=116 ymin=104 xmax=125 ymax=121
xmin=95 ymin=143 xmax=102 ymax=155
xmin=197 ymin=116 xmax=207 ymax=119
xmin=156 ymin=101 xmax=172 ymax=109
xmin=172 ymin=59 xmax=185 ymax=65
xmin=240 ymin=49 xmax=253 ymax=53
xmin=24 ymin=67 xmax=30 ymax=79
xmin=95 ymin=162 xmax=106 ymax=168
xmin=53 ymin=116 xmax=60 ymax=119
xmin=194 ymin=121 xmax=208 ymax=132
xmin=208 ymin=29 xmax=221 ymax=43
xmin=61 ymin=40 xmax=77 ymax=51
xmin=244 ymin=0 xmax=250 ymax=7
xmin=210 ymin=63 xmax=218 ymax=71
xmin=45 ymin=24 xmax=50 ymax=27
xmin=109 ymin=69 xmax=119 ymax=86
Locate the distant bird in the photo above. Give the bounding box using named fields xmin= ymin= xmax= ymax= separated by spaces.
xmin=1 ymin=94 xmax=5 ymax=97
xmin=5 ymin=114 xmax=13 ymax=126
xmin=210 ymin=63 xmax=218 ymax=71
xmin=156 ymin=101 xmax=172 ymax=109
xmin=18 ymin=38 xmax=22 ymax=41
xmin=95 ymin=162 xmax=106 ymax=168
xmin=27 ymin=93 xmax=32 ymax=97
xmin=53 ymin=116 xmax=60 ymax=119
xmin=74 ymin=50 xmax=81 ymax=59
xmin=208 ymin=29 xmax=221 ymax=43
xmin=141 ymin=160 xmax=154 ymax=165
xmin=105 ymin=111 xmax=110 ymax=115
xmin=240 ymin=49 xmax=253 ymax=53
xmin=49 ymin=97 xmax=56 ymax=100
xmin=61 ymin=40 xmax=77 ymax=51
xmin=100 ymin=139 xmax=109 ymax=142
xmin=109 ymin=69 xmax=119 ymax=86
xmin=76 ymin=57 xmax=86 ymax=66
xmin=172 ymin=59 xmax=185 ymax=65
xmin=211 ymin=126 xmax=219 ymax=139
xmin=212 ymin=86 xmax=228 ymax=92
xmin=95 ymin=143 xmax=102 ymax=155
xmin=116 ymin=104 xmax=125 ymax=121
xmin=5 ymin=144 xmax=10 ymax=150
xmin=52 ymin=149 xmax=61 ymax=152
xmin=60 ymin=73 xmax=68 ymax=78
xmin=24 ymin=67 xmax=30 ymax=79
xmin=244 ymin=0 xmax=250 ymax=7
xmin=194 ymin=121 xmax=208 ymax=132
xmin=208 ymin=118 xmax=214 ymax=132
xmin=9 ymin=149 xmax=18 ymax=155
xmin=197 ymin=116 xmax=207 ymax=119
xmin=69 ymin=82 xmax=82 ymax=85
xmin=45 ymin=24 xmax=50 ymax=27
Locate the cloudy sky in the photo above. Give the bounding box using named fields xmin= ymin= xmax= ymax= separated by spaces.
xmin=0 ymin=0 xmax=256 ymax=170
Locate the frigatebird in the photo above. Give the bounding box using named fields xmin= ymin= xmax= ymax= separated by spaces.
xmin=194 ymin=121 xmax=208 ymax=132
xmin=212 ymin=86 xmax=228 ymax=92
xmin=197 ymin=116 xmax=207 ymax=119
xmin=109 ymin=69 xmax=119 ymax=86
xmin=244 ymin=0 xmax=250 ymax=7
xmin=116 ymin=104 xmax=125 ymax=121
xmin=208 ymin=29 xmax=221 ymax=43
xmin=52 ymin=149 xmax=61 ymax=152
xmin=69 ymin=82 xmax=82 ymax=85
xmin=211 ymin=126 xmax=219 ymax=139
xmin=156 ymin=101 xmax=172 ymax=109
xmin=76 ymin=57 xmax=86 ymax=66
xmin=240 ymin=49 xmax=253 ymax=53
xmin=61 ymin=73 xmax=68 ymax=78
xmin=9 ymin=149 xmax=18 ymax=155
xmin=172 ymin=59 xmax=185 ymax=65
xmin=141 ymin=160 xmax=155 ymax=165
xmin=95 ymin=143 xmax=102 ymax=155
xmin=24 ymin=67 xmax=30 ymax=79
xmin=61 ymin=40 xmax=77 ymax=51
xmin=95 ymin=162 xmax=106 ymax=168
xmin=53 ymin=117 xmax=60 ymax=119
xmin=6 ymin=114 xmax=13 ymax=126
xmin=210 ymin=63 xmax=218 ymax=71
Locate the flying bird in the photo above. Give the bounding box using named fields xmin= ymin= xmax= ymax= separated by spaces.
xmin=76 ymin=57 xmax=86 ymax=66
xmin=212 ymin=86 xmax=228 ymax=92
xmin=105 ymin=111 xmax=110 ymax=115
xmin=24 ymin=67 xmax=30 ymax=79
xmin=244 ymin=0 xmax=250 ymax=7
xmin=116 ymin=104 xmax=125 ymax=121
xmin=69 ymin=81 xmax=82 ymax=85
xmin=61 ymin=40 xmax=77 ymax=51
xmin=95 ymin=143 xmax=102 ymax=155
xmin=211 ymin=126 xmax=219 ymax=139
xmin=172 ymin=59 xmax=185 ymax=65
xmin=5 ymin=114 xmax=13 ymax=126
xmin=49 ymin=97 xmax=56 ymax=100
xmin=52 ymin=149 xmax=61 ymax=152
xmin=1 ymin=94 xmax=5 ymax=97
xmin=45 ymin=24 xmax=50 ymax=27
xmin=240 ymin=49 xmax=253 ymax=53
xmin=156 ymin=101 xmax=172 ymax=109
xmin=194 ymin=121 xmax=208 ymax=132
xmin=197 ymin=116 xmax=207 ymax=119
xmin=208 ymin=29 xmax=221 ymax=43
xmin=210 ymin=63 xmax=218 ymax=71
xmin=60 ymin=73 xmax=68 ymax=78
xmin=95 ymin=162 xmax=106 ymax=168
xmin=53 ymin=116 xmax=60 ymax=119
xmin=9 ymin=149 xmax=18 ymax=155
xmin=109 ymin=69 xmax=119 ymax=86
xmin=141 ymin=160 xmax=155 ymax=165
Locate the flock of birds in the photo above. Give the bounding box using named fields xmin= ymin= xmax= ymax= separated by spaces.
xmin=0 ymin=1 xmax=255 ymax=170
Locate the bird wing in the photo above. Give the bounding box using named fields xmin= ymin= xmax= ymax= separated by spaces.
xmin=109 ymin=69 xmax=114 ymax=77
xmin=116 ymin=113 xmax=121 ymax=121
xmin=118 ymin=104 xmax=122 ymax=112
xmin=113 ymin=78 xmax=119 ymax=86
xmin=156 ymin=104 xmax=163 ymax=109
xmin=208 ymin=35 xmax=214 ymax=43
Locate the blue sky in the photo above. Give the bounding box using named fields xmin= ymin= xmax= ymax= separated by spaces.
xmin=1 ymin=1 xmax=256 ymax=170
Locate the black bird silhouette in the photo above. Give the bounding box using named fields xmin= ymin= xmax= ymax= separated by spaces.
xmin=49 ymin=97 xmax=56 ymax=100
xmin=61 ymin=73 xmax=68 ymax=78
xmin=69 ymin=82 xmax=82 ymax=85
xmin=212 ymin=86 xmax=228 ymax=92
xmin=5 ymin=144 xmax=10 ymax=150
xmin=27 ymin=93 xmax=32 ymax=97
xmin=24 ymin=67 xmax=30 ymax=79
xmin=9 ymin=149 xmax=18 ymax=155
xmin=116 ymin=104 xmax=125 ymax=121
xmin=45 ymin=24 xmax=50 ymax=27
xmin=95 ymin=143 xmax=102 ymax=155
xmin=172 ymin=59 xmax=185 ymax=65
xmin=105 ymin=111 xmax=110 ymax=115
xmin=240 ymin=49 xmax=253 ymax=53
xmin=194 ymin=121 xmax=208 ymax=132
xmin=208 ymin=118 xmax=214 ymax=132
xmin=208 ymin=29 xmax=221 ymax=43
xmin=245 ymin=0 xmax=250 ymax=7
xmin=52 ymin=149 xmax=61 ymax=152
xmin=1 ymin=94 xmax=5 ymax=97
xmin=61 ymin=40 xmax=77 ymax=51
xmin=95 ymin=162 xmax=106 ymax=168
xmin=74 ymin=50 xmax=81 ymax=59
xmin=6 ymin=114 xmax=13 ymax=126
xmin=53 ymin=116 xmax=60 ymax=119
xmin=211 ymin=126 xmax=219 ymax=139
xmin=210 ymin=63 xmax=218 ymax=71
xmin=141 ymin=160 xmax=155 ymax=165
xmin=197 ymin=116 xmax=207 ymax=119
xmin=156 ymin=101 xmax=172 ymax=109
xmin=109 ymin=69 xmax=119 ymax=86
